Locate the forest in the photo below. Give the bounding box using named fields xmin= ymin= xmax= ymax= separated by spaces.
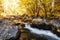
xmin=0 ymin=0 xmax=60 ymax=40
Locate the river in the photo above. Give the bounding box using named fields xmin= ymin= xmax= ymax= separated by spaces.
xmin=25 ymin=24 xmax=60 ymax=40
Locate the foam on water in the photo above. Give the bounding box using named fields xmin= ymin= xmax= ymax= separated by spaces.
xmin=25 ymin=24 xmax=60 ymax=40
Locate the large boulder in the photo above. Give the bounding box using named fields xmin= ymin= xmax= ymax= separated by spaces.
xmin=32 ymin=18 xmax=44 ymax=25
xmin=0 ymin=19 xmax=18 ymax=40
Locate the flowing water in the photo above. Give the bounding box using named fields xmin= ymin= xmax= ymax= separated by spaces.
xmin=25 ymin=24 xmax=60 ymax=40
xmin=0 ymin=19 xmax=60 ymax=40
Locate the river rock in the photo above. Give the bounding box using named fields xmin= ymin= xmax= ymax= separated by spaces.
xmin=0 ymin=19 xmax=18 ymax=40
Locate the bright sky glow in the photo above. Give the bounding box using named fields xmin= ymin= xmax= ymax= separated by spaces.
xmin=3 ymin=0 xmax=19 ymax=16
